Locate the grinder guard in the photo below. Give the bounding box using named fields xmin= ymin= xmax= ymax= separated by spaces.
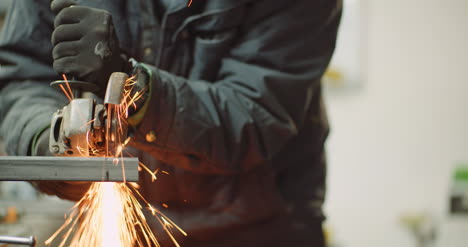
xmin=49 ymin=72 xmax=129 ymax=157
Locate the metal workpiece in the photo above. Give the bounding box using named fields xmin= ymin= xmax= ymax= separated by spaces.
xmin=0 ymin=156 xmax=139 ymax=182
xmin=0 ymin=235 xmax=36 ymax=247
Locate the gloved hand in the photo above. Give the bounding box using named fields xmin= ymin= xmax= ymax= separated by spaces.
xmin=50 ymin=0 xmax=127 ymax=94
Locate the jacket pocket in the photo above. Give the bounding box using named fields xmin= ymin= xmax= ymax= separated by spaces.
xmin=189 ymin=28 xmax=238 ymax=81
xmin=183 ymin=6 xmax=246 ymax=81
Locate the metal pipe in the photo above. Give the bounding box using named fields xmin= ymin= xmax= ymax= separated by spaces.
xmin=0 ymin=236 xmax=36 ymax=247
xmin=0 ymin=156 xmax=139 ymax=182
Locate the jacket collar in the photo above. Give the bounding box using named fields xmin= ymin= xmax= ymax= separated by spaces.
xmin=166 ymin=0 xmax=252 ymax=15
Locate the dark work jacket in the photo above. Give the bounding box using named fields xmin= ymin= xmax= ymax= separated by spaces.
xmin=0 ymin=0 xmax=341 ymax=246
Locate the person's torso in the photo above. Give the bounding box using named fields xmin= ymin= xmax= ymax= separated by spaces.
xmin=79 ymin=0 xmax=329 ymax=243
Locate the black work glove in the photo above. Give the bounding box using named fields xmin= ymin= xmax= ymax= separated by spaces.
xmin=50 ymin=0 xmax=127 ymax=94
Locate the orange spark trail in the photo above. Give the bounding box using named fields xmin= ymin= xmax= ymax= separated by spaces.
xmin=62 ymin=74 xmax=74 ymax=99
xmin=58 ymin=84 xmax=73 ymax=101
xmin=46 ymin=183 xmax=163 ymax=247
xmin=46 ymin=75 xmax=185 ymax=247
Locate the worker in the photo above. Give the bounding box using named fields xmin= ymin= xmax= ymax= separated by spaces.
xmin=0 ymin=0 xmax=341 ymax=246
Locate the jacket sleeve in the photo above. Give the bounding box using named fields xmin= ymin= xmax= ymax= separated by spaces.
xmin=0 ymin=0 xmax=81 ymax=201
xmin=130 ymin=0 xmax=342 ymax=175
xmin=0 ymin=0 xmax=66 ymax=156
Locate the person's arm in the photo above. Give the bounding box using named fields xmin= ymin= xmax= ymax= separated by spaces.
xmin=0 ymin=0 xmax=64 ymax=156
xmin=47 ymin=0 xmax=341 ymax=175
xmin=0 ymin=0 xmax=89 ymax=201
xmin=130 ymin=0 xmax=342 ymax=175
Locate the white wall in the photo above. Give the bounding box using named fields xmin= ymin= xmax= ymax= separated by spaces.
xmin=324 ymin=0 xmax=468 ymax=246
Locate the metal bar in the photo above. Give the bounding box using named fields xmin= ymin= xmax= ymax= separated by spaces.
xmin=0 ymin=236 xmax=36 ymax=247
xmin=0 ymin=156 xmax=138 ymax=182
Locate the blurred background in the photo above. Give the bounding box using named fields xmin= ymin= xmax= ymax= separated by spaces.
xmin=0 ymin=0 xmax=467 ymax=246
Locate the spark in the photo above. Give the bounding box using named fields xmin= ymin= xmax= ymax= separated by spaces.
xmin=46 ymin=183 xmax=161 ymax=247
xmin=139 ymin=162 xmax=159 ymax=182
xmin=187 ymin=0 xmax=193 ymax=7
xmin=59 ymin=84 xmax=73 ymax=101
xmin=62 ymin=74 xmax=74 ymax=100
xmin=47 ymin=75 xmax=185 ymax=246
